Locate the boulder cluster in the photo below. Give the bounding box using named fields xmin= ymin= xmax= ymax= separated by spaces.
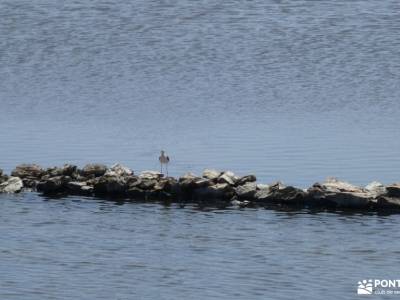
xmin=1 ymin=164 xmax=400 ymax=211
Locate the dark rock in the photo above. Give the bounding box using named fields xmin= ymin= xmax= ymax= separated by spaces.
xmin=66 ymin=181 xmax=93 ymax=195
xmin=386 ymin=183 xmax=400 ymax=198
xmin=235 ymin=182 xmax=257 ymax=199
xmin=308 ymin=179 xmax=375 ymax=208
xmin=236 ymin=175 xmax=257 ymax=186
xmin=37 ymin=176 xmax=71 ymax=194
xmin=81 ymin=164 xmax=108 ymax=177
xmin=0 ymin=177 xmax=23 ymax=193
xmin=267 ymin=183 xmax=307 ymax=204
xmin=127 ymin=187 xmax=146 ymax=198
xmin=93 ymin=175 xmax=127 ymax=195
xmin=377 ymin=196 xmax=400 ymax=209
xmin=193 ymin=183 xmax=234 ymax=201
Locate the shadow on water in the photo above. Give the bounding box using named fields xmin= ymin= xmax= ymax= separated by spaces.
xmin=36 ymin=193 xmax=400 ymax=216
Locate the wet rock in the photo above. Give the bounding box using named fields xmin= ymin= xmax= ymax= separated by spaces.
xmin=37 ymin=176 xmax=71 ymax=194
xmin=236 ymin=175 xmax=257 ymax=186
xmin=193 ymin=183 xmax=235 ymax=201
xmin=81 ymin=164 xmax=108 ymax=177
xmin=93 ymin=175 xmax=127 ymax=195
xmin=0 ymin=177 xmax=23 ymax=193
xmin=66 ymin=181 xmax=93 ymax=195
xmin=202 ymin=169 xmax=221 ymax=181
xmin=308 ymin=178 xmax=375 ymax=208
xmin=386 ymin=183 xmax=400 ymax=198
xmin=377 ymin=197 xmax=400 ymax=209
xmin=139 ymin=171 xmax=163 ymax=181
xmin=235 ymin=182 xmax=257 ymax=199
xmin=105 ymin=163 xmax=133 ymax=177
xmin=127 ymin=187 xmax=146 ymax=198
xmin=218 ymin=171 xmax=238 ymax=186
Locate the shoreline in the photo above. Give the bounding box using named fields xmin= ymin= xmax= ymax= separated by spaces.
xmin=1 ymin=163 xmax=400 ymax=212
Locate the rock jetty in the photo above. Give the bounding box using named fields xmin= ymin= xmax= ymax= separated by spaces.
xmin=1 ymin=164 xmax=400 ymax=211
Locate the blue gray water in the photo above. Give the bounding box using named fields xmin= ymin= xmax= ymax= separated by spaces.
xmin=1 ymin=0 xmax=400 ymax=299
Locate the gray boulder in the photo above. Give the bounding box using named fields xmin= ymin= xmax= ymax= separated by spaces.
xmin=254 ymin=182 xmax=306 ymax=204
xmin=193 ymin=183 xmax=234 ymax=201
xmin=11 ymin=164 xmax=45 ymax=188
xmin=218 ymin=171 xmax=238 ymax=186
xmin=46 ymin=164 xmax=78 ymax=177
xmin=37 ymin=176 xmax=71 ymax=194
xmin=202 ymin=169 xmax=221 ymax=181
xmin=308 ymin=178 xmax=375 ymax=208
xmin=81 ymin=164 xmax=108 ymax=177
xmin=66 ymin=181 xmax=93 ymax=195
xmin=0 ymin=177 xmax=23 ymax=193
xmin=93 ymin=175 xmax=127 ymax=195
xmin=11 ymin=164 xmax=45 ymax=179
xmin=236 ymin=175 xmax=256 ymax=186
xmin=235 ymin=182 xmax=257 ymax=199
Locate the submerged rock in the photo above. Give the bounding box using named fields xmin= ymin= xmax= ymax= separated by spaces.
xmin=308 ymin=178 xmax=375 ymax=208
xmin=81 ymin=164 xmax=108 ymax=177
xmin=0 ymin=177 xmax=23 ymax=193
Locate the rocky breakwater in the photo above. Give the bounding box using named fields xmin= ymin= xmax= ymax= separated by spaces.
xmin=2 ymin=164 xmax=400 ymax=211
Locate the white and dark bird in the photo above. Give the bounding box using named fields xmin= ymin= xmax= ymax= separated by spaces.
xmin=159 ymin=150 xmax=170 ymax=176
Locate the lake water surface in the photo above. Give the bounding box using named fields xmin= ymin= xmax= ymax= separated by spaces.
xmin=1 ymin=0 xmax=400 ymax=299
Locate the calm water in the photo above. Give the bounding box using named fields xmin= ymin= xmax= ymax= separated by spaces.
xmin=1 ymin=193 xmax=400 ymax=300
xmin=1 ymin=0 xmax=400 ymax=299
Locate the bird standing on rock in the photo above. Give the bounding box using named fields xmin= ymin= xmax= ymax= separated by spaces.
xmin=159 ymin=150 xmax=170 ymax=176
